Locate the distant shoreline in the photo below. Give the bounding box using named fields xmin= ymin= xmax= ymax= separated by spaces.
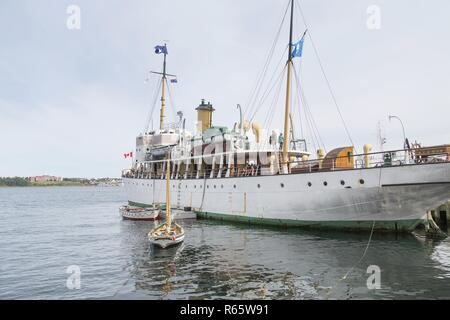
xmin=0 ymin=184 xmax=121 ymax=188
xmin=0 ymin=177 xmax=121 ymax=188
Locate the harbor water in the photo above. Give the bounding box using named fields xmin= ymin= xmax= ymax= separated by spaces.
xmin=0 ymin=186 xmax=449 ymax=299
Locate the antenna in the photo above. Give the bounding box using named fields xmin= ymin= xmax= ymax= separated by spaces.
xmin=377 ymin=121 xmax=386 ymax=152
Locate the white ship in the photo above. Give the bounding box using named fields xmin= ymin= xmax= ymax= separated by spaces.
xmin=122 ymin=1 xmax=450 ymax=233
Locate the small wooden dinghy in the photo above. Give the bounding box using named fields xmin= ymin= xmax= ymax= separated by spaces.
xmin=149 ymin=155 xmax=185 ymax=248
xmin=149 ymin=222 xmax=185 ymax=248
xmin=120 ymin=205 xmax=160 ymax=221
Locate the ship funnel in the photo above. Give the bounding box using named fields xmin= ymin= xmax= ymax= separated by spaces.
xmin=196 ymin=99 xmax=215 ymax=133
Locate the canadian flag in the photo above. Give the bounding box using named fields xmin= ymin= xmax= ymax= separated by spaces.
xmin=124 ymin=152 xmax=133 ymax=159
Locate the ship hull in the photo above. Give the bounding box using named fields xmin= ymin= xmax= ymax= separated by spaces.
xmin=123 ymin=162 xmax=450 ymax=232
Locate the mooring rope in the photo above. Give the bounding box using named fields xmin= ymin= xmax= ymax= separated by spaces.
xmin=324 ymin=220 xmax=376 ymax=299
xmin=341 ymin=220 xmax=376 ymax=281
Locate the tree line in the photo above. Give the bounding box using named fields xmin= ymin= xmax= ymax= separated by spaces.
xmin=0 ymin=177 xmax=29 ymax=187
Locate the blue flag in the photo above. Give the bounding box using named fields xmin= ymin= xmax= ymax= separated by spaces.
xmin=291 ymin=31 xmax=307 ymax=58
xmin=291 ymin=38 xmax=304 ymax=58
xmin=155 ymin=45 xmax=168 ymax=54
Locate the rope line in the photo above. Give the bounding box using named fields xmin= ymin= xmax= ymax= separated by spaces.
xmin=249 ymin=46 xmax=288 ymax=123
xmin=245 ymin=0 xmax=290 ymax=120
xmin=144 ymin=77 xmax=163 ymax=132
xmin=166 ymin=79 xmax=179 ymax=120
xmin=295 ymin=0 xmax=356 ymax=149
xmin=325 ymin=220 xmax=376 ymax=299
xmin=264 ymin=66 xmax=286 ymax=137
xmin=293 ymin=63 xmax=326 ymax=152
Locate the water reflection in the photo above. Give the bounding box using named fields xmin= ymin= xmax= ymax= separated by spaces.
xmin=116 ymin=218 xmax=450 ymax=299
xmin=431 ymin=241 xmax=450 ymax=279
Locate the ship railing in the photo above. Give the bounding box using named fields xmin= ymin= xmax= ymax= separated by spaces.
xmin=121 ymin=169 xmax=132 ymax=178
xmin=285 ymin=148 xmax=450 ymax=173
xmin=122 ymin=148 xmax=449 ymax=179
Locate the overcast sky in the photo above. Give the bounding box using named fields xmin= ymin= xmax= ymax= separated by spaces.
xmin=1 ymin=0 xmax=449 ymax=178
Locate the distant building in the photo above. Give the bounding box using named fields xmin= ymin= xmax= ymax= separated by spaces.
xmin=27 ymin=175 xmax=63 ymax=183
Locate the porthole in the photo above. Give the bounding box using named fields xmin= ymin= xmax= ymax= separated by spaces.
xmin=340 ymin=180 xmax=345 ymax=186
xmin=207 ymin=185 xmax=209 ymax=189
xmin=200 ymin=185 xmax=202 ymax=189
xmin=257 ymin=184 xmax=261 ymax=188
xmin=194 ymin=185 xmax=197 ymax=189
xmin=323 ymin=181 xmax=328 ymax=186
xmin=281 ymin=183 xmax=285 ymax=188
xmin=359 ymin=179 xmax=365 ymax=185
xmin=214 ymin=185 xmax=216 ymax=189
xmin=308 ymin=182 xmax=312 ymax=187
xmin=233 ymin=185 xmax=237 ymax=189
xmin=221 ymin=185 xmax=224 ymax=189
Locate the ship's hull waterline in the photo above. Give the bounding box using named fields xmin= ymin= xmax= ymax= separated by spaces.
xmin=124 ymin=162 xmax=450 ymax=232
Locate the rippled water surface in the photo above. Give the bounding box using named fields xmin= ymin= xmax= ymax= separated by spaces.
xmin=0 ymin=186 xmax=449 ymax=299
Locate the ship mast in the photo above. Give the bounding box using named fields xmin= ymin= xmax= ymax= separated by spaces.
xmin=165 ymin=154 xmax=171 ymax=230
xmin=160 ymin=44 xmax=167 ymax=130
xmin=282 ymin=0 xmax=295 ymax=173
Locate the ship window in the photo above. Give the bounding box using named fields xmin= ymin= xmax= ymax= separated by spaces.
xmin=280 ymin=183 xmax=285 ymax=188
xmin=341 ymin=180 xmax=345 ymax=185
xmin=194 ymin=185 xmax=197 ymax=188
xmin=200 ymin=185 xmax=202 ymax=189
xmin=308 ymin=182 xmax=312 ymax=187
xmin=233 ymin=185 xmax=236 ymax=189
xmin=214 ymin=185 xmax=216 ymax=189
xmin=323 ymin=181 xmax=328 ymax=186
xmin=207 ymin=185 xmax=209 ymax=189
xmin=257 ymin=184 xmax=261 ymax=188
xmin=221 ymin=185 xmax=224 ymax=189
xmin=359 ymin=179 xmax=365 ymax=185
